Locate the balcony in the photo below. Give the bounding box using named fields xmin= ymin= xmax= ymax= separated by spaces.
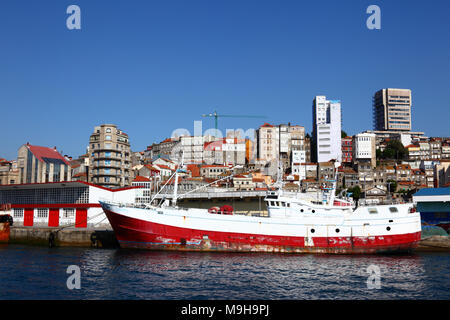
xmin=92 ymin=170 xmax=119 ymax=177
xmin=94 ymin=154 xmax=122 ymax=161
xmin=93 ymin=162 xmax=122 ymax=169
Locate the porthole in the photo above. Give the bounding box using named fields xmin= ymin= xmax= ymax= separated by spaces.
xmin=312 ymin=210 xmax=315 ymax=213
xmin=311 ymin=228 xmax=315 ymax=233
xmin=335 ymin=228 xmax=340 ymax=233
xmin=386 ymin=227 xmax=391 ymax=231
xmin=300 ymin=209 xmax=304 ymax=212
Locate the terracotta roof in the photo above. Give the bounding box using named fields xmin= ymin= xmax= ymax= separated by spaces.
xmin=201 ymin=164 xmax=229 ymax=168
xmin=186 ymin=164 xmax=200 ymax=177
xmin=260 ymin=123 xmax=274 ymax=128
xmin=133 ymin=175 xmax=151 ymax=182
xmin=154 ymin=164 xmax=172 ymax=170
xmin=144 ymin=164 xmax=160 ymax=172
xmin=27 ymin=145 xmax=70 ymax=165
xmin=72 ymin=172 xmax=87 ymax=178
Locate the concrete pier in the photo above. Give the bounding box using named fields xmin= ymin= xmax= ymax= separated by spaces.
xmin=417 ymin=236 xmax=450 ymax=252
xmin=9 ymin=226 xmax=119 ymax=248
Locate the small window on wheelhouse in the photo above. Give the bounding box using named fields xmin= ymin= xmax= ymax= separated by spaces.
xmin=368 ymin=208 xmax=378 ymax=214
xmin=389 ymin=207 xmax=398 ymax=213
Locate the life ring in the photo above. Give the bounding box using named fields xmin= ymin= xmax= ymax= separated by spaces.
xmin=220 ymin=205 xmax=234 ymax=215
xmin=208 ymin=207 xmax=220 ymax=214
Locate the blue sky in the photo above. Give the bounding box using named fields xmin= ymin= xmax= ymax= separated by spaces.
xmin=1 ymin=0 xmax=449 ymax=160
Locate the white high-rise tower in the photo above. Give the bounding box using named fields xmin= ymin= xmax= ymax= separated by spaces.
xmin=312 ymin=96 xmax=342 ymax=163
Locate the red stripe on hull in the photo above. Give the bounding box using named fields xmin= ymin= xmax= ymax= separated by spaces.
xmin=104 ymin=209 xmax=421 ymax=254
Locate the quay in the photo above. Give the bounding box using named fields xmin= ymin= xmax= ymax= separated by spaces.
xmin=8 ymin=226 xmax=118 ymax=248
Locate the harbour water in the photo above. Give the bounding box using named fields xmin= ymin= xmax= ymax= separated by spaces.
xmin=0 ymin=244 xmax=448 ymax=300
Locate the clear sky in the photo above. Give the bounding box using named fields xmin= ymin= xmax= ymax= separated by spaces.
xmin=1 ymin=0 xmax=449 ymax=160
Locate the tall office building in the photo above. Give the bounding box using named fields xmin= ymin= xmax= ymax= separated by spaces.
xmin=373 ymin=88 xmax=412 ymax=131
xmin=312 ymin=96 xmax=342 ymax=163
xmin=88 ymin=124 xmax=132 ymax=188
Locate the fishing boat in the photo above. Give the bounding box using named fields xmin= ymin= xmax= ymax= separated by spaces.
xmin=100 ymin=159 xmax=421 ymax=254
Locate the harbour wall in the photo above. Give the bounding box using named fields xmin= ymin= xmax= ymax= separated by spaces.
xmin=9 ymin=227 xmax=118 ymax=248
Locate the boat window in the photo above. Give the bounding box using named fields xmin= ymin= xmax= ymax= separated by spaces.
xmin=276 ymin=202 xmax=281 ymax=207
xmin=389 ymin=207 xmax=398 ymax=213
xmin=368 ymin=208 xmax=378 ymax=214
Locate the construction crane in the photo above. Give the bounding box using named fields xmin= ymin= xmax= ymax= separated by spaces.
xmin=202 ymin=110 xmax=267 ymax=130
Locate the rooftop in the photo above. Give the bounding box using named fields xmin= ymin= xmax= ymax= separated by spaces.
xmin=26 ymin=144 xmax=70 ymax=166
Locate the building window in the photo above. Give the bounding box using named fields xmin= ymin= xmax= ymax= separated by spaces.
xmin=36 ymin=208 xmax=48 ymax=218
xmin=13 ymin=208 xmax=24 ymax=218
xmin=106 ymin=135 xmax=112 ymax=140
xmin=62 ymin=208 xmax=75 ymax=219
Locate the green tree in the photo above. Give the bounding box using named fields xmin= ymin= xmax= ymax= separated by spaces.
xmin=378 ymin=140 xmax=408 ymax=160
xmin=341 ymin=130 xmax=348 ymax=138
xmin=347 ymin=186 xmax=361 ymax=201
xmin=387 ymin=179 xmax=397 ymax=193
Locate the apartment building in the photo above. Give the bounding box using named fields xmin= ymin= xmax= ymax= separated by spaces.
xmin=312 ymin=96 xmax=342 ymax=163
xmin=256 ymin=123 xmax=279 ymax=164
xmin=0 ymin=159 xmax=19 ymax=185
xmin=88 ymin=124 xmax=132 ymax=188
xmin=256 ymin=123 xmax=306 ymax=169
xmin=203 ymin=137 xmax=247 ymax=166
xmin=180 ymin=135 xmax=217 ymax=164
xmin=353 ymin=133 xmax=376 ymax=168
xmin=373 ymin=88 xmax=412 ymax=131
xmin=341 ymin=136 xmax=353 ymax=164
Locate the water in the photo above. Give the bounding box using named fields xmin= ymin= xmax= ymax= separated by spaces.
xmin=0 ymin=244 xmax=448 ymax=300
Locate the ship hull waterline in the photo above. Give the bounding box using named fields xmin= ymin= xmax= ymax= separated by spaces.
xmin=103 ymin=207 xmax=421 ymax=255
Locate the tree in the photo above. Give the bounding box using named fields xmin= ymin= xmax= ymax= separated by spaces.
xmin=387 ymin=179 xmax=397 ymax=194
xmin=378 ymin=140 xmax=408 ymax=160
xmin=347 ymin=186 xmax=361 ymax=201
xmin=341 ymin=130 xmax=348 ymax=138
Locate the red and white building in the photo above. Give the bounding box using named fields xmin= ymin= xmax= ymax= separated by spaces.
xmin=0 ymin=181 xmax=138 ymax=229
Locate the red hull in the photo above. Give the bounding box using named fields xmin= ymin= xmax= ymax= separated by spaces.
xmin=0 ymin=223 xmax=10 ymax=243
xmin=104 ymin=209 xmax=421 ymax=254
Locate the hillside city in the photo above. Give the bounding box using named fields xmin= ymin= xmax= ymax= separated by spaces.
xmin=1 ymin=88 xmax=449 ymax=204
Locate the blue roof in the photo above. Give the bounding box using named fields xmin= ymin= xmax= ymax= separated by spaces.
xmin=414 ymin=188 xmax=450 ymax=196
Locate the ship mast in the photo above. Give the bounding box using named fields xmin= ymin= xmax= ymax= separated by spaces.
xmin=172 ymin=150 xmax=184 ymax=207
